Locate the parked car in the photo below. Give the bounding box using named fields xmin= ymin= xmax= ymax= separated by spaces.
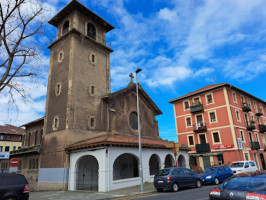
xmin=209 ymin=171 xmax=266 ymax=200
xmin=201 ymin=165 xmax=233 ymax=185
xmin=230 ymin=160 xmax=258 ymax=174
xmin=154 ymin=167 xmax=202 ymax=192
xmin=0 ymin=173 xmax=29 ymax=200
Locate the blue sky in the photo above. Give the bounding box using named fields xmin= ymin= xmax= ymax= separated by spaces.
xmin=1 ymin=0 xmax=266 ymax=142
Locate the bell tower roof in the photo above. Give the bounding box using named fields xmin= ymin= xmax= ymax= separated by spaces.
xmin=48 ymin=0 xmax=114 ymax=32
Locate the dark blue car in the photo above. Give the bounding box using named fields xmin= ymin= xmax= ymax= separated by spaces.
xmin=201 ymin=165 xmax=233 ymax=185
xmin=154 ymin=167 xmax=202 ymax=192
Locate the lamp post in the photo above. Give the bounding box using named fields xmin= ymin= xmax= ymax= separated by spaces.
xmin=135 ymin=68 xmax=144 ymax=192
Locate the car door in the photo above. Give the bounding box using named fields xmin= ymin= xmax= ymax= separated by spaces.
xmin=217 ymin=167 xmax=225 ymax=181
xmin=181 ymin=168 xmax=196 ymax=186
xmin=172 ymin=168 xmax=185 ymax=187
xmin=244 ymin=162 xmax=250 ymax=172
xmin=224 ymin=166 xmax=233 ymax=179
xmin=249 ymin=161 xmax=258 ymax=172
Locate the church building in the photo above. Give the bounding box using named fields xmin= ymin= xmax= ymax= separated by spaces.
xmin=7 ymin=0 xmax=190 ymax=192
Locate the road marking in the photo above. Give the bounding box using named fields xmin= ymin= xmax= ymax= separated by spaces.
xmin=116 ymin=193 xmax=158 ymax=200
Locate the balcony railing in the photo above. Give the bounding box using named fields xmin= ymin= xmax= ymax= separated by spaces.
xmin=242 ymin=103 xmax=251 ymax=112
xmin=193 ymin=123 xmax=207 ymax=133
xmin=196 ymin=143 xmax=210 ymax=153
xmin=50 ymin=22 xmax=111 ymax=48
xmin=255 ymin=108 xmax=263 ymax=116
xmin=247 ymin=120 xmax=256 ymax=131
xmin=250 ymin=142 xmax=260 ymax=150
xmin=258 ymin=125 xmax=266 ymax=133
xmin=190 ymin=104 xmax=204 ymax=114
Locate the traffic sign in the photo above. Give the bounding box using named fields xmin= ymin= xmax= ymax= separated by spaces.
xmin=10 ymin=158 xmax=19 ymax=167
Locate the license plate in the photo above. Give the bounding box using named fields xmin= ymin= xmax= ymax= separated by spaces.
xmin=158 ymin=181 xmax=163 ymax=183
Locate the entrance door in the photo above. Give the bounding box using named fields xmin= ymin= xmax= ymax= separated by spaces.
xmin=259 ymin=153 xmax=266 ymax=170
xmin=203 ymin=157 xmax=211 ymax=169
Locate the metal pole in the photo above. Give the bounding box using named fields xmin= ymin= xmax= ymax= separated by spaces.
xmin=136 ymin=70 xmax=144 ymax=192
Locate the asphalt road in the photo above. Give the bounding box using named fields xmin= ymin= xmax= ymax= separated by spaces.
xmin=115 ymin=185 xmax=215 ymax=200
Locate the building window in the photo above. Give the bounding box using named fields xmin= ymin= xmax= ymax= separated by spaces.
xmin=184 ymin=101 xmax=190 ymax=110
xmin=240 ymin=96 xmax=245 ymax=103
xmin=257 ymin=117 xmax=260 ymax=125
xmin=247 ymin=98 xmax=251 ymax=109
xmin=212 ymin=132 xmax=220 ymax=143
xmin=186 ymin=117 xmax=192 ymax=127
xmin=206 ymin=94 xmax=213 ymax=104
xmin=5 ymin=146 xmax=9 ymax=152
xmin=53 ymin=116 xmax=59 ymax=131
xmin=13 ymin=146 xmax=16 ymax=151
xmin=188 ymin=135 xmax=194 ymax=146
xmin=240 ymin=130 xmax=245 ymax=142
xmin=55 ymin=82 xmax=62 ymax=96
xmin=0 ymin=146 xmax=2 ymax=152
xmin=62 ymin=21 xmax=69 ymax=35
xmin=87 ymin=23 xmax=96 ymax=40
xmin=244 ymin=153 xmax=249 ymax=160
xmin=6 ymin=135 xmax=11 ymax=141
xmin=193 ymin=97 xmax=200 ymax=105
xmin=236 ymin=110 xmax=241 ymax=121
xmin=255 ymin=134 xmax=259 ymax=143
xmin=40 ymin=129 xmax=43 ymax=144
xmin=88 ymin=84 xmax=96 ymax=96
xmin=248 ymin=132 xmax=253 ymax=142
xmin=88 ymin=116 xmax=96 ymax=129
xmin=232 ymin=92 xmax=237 ymax=103
xmin=28 ymin=133 xmax=31 ymax=147
xmin=0 ymin=135 xmax=3 ymax=140
xmin=35 ymin=130 xmax=38 ymax=145
xmin=89 ymin=52 xmax=97 ymax=65
xmin=209 ymin=112 xmax=217 ymax=122
xmin=58 ymin=50 xmax=64 ymax=63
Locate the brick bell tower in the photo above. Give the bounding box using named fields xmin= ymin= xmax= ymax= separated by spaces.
xmin=39 ymin=0 xmax=114 ymax=190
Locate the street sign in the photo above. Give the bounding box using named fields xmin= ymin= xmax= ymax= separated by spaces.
xmin=0 ymin=152 xmax=10 ymax=159
xmin=10 ymin=158 xmax=19 ymax=167
xmin=214 ymin=144 xmax=234 ymax=149
xmin=9 ymin=167 xmax=18 ymax=173
xmin=237 ymin=138 xmax=243 ymax=149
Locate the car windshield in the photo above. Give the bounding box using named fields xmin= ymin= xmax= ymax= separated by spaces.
xmin=203 ymin=167 xmax=217 ymax=174
xmin=156 ymin=169 xmax=170 ymax=176
xmin=231 ymin=162 xmax=244 ymax=168
xmin=224 ymin=177 xmax=266 ymax=191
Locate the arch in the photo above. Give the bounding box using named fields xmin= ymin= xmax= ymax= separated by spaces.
xmin=113 ymin=153 xmax=139 ymax=180
xmin=76 ymin=155 xmax=99 ymax=190
xmin=87 ymin=23 xmax=96 ymax=40
xmin=63 ymin=21 xmax=69 ymax=35
xmin=177 ymin=155 xmax=186 ymax=167
xmin=165 ymin=154 xmax=175 ymax=168
xmin=149 ymin=154 xmax=160 ymax=175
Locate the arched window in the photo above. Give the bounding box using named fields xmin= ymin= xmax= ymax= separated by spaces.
xmin=63 ymin=21 xmax=69 ymax=35
xmin=149 ymin=154 xmax=160 ymax=175
xmin=87 ymin=23 xmax=96 ymax=40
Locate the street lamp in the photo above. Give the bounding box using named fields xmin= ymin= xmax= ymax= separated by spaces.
xmin=135 ymin=68 xmax=144 ymax=192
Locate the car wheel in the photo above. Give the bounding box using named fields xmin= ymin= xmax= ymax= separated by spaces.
xmin=196 ymin=179 xmax=202 ymax=188
xmin=156 ymin=188 xmax=163 ymax=192
xmin=214 ymin=177 xmax=219 ymax=185
xmin=171 ymin=183 xmax=179 ymax=192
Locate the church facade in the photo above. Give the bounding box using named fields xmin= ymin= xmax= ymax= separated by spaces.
xmin=7 ymin=0 xmax=190 ymax=192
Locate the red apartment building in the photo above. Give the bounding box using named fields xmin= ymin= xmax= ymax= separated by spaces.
xmin=169 ymin=83 xmax=266 ymax=171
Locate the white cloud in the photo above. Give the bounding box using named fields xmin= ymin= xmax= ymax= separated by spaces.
xmin=158 ymin=8 xmax=177 ymax=22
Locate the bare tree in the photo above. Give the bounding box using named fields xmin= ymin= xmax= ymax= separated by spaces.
xmin=0 ymin=0 xmax=45 ymax=102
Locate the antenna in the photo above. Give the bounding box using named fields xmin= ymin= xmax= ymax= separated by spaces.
xmin=212 ymin=77 xmax=216 ymax=84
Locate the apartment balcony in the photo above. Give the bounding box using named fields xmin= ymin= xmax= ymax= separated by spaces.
xmin=258 ymin=125 xmax=266 ymax=133
xmin=196 ymin=143 xmax=210 ymax=153
xmin=193 ymin=123 xmax=207 ymax=133
xmin=247 ymin=120 xmax=256 ymax=131
xmin=190 ymin=104 xmax=204 ymax=114
xmin=255 ymin=108 xmax=263 ymax=116
xmin=250 ymin=142 xmax=260 ymax=150
xmin=242 ymin=103 xmax=251 ymax=112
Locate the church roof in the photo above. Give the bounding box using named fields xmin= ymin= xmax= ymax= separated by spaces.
xmin=66 ymin=134 xmax=174 ymax=151
xmin=103 ymin=83 xmax=162 ymax=115
xmin=21 ymin=117 xmax=44 ymax=128
xmin=48 ymin=0 xmax=114 ymax=32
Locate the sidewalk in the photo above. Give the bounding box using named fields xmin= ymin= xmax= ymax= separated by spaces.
xmin=30 ymin=183 xmax=156 ymax=200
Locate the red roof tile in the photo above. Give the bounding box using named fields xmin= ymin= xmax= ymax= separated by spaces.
xmin=0 ymin=124 xmax=25 ymax=135
xmin=67 ymin=134 xmax=179 ymax=151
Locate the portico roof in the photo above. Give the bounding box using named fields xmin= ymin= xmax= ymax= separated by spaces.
xmin=67 ymin=134 xmax=177 ymax=152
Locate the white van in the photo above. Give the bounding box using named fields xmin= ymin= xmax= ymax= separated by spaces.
xmin=230 ymin=161 xmax=258 ymax=174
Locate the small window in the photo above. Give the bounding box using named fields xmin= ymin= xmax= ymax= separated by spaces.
xmin=13 ymin=146 xmax=16 ymax=151
xmin=0 ymin=146 xmax=2 ymax=152
xmin=232 ymin=92 xmax=237 ymax=103
xmin=186 ymin=117 xmax=192 ymax=127
xmin=58 ymin=50 xmax=64 ymax=62
xmin=236 ymin=110 xmax=240 ymax=121
xmin=88 ymin=116 xmax=96 ymax=129
xmin=188 ymin=136 xmax=194 ymax=146
xmin=206 ymin=94 xmax=213 ymax=104
xmin=193 ymin=97 xmax=200 ymax=105
xmin=53 ymin=116 xmax=59 ymax=131
xmin=55 ymin=82 xmax=61 ymax=96
xmin=89 ymin=52 xmax=97 ymax=64
xmin=5 ymin=146 xmax=9 ymax=152
xmin=62 ymin=21 xmax=69 ymax=35
xmin=87 ymin=23 xmax=96 ymax=40
xmin=240 ymin=130 xmax=245 ymax=142
xmin=184 ymin=101 xmax=189 ymax=110
xmin=0 ymin=135 xmax=3 ymax=140
xmin=213 ymin=132 xmax=220 ymax=143
xmin=209 ymin=112 xmax=217 ymax=122
xmin=6 ymin=135 xmax=11 ymax=141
